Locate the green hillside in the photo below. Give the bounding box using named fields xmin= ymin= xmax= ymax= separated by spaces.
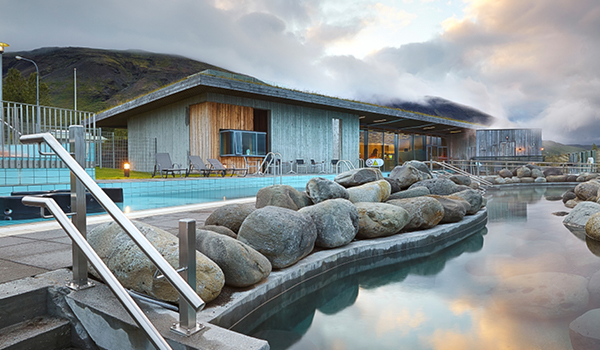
xmin=542 ymin=140 xmax=589 ymax=157
xmin=2 ymin=47 xmax=242 ymax=112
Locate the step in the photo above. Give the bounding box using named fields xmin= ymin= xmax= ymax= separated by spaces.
xmin=0 ymin=315 xmax=71 ymax=350
xmin=0 ymin=288 xmax=47 ymax=330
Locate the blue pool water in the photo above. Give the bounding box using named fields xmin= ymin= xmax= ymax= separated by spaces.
xmin=232 ymin=185 xmax=599 ymax=350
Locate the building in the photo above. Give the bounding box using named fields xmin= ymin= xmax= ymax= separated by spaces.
xmin=93 ymin=70 xmax=491 ymax=172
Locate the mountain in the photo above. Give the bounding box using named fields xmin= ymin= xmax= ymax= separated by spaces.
xmin=542 ymin=140 xmax=589 ymax=157
xmin=386 ymin=96 xmax=496 ymax=126
xmin=2 ymin=47 xmax=243 ymax=112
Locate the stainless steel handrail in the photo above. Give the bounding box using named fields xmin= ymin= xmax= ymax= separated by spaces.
xmin=336 ymin=159 xmax=356 ymax=173
xmin=426 ymin=160 xmax=494 ymax=187
xmin=258 ymin=151 xmax=283 ymax=185
xmin=20 ymin=132 xmax=205 ymax=312
xmin=22 ymin=196 xmax=173 ymax=350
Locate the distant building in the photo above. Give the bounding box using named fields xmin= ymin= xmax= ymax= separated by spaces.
xmin=473 ymin=128 xmax=543 ymax=162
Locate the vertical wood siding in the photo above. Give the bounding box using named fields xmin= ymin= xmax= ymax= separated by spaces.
xmin=476 ymin=129 xmax=542 ymax=157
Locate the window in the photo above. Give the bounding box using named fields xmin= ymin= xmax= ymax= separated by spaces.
xmin=219 ymin=129 xmax=267 ymax=156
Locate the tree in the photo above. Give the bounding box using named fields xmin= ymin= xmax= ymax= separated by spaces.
xmin=2 ymin=68 xmax=50 ymax=105
xmin=592 ymin=143 xmax=597 ymax=150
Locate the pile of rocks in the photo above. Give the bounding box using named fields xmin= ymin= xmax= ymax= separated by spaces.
xmin=561 ymin=178 xmax=600 ymax=241
xmin=87 ymin=161 xmax=485 ymax=304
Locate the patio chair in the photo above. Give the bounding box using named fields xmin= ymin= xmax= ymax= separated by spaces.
xmin=207 ymin=158 xmax=248 ymax=177
xmin=186 ymin=155 xmax=214 ymax=177
xmin=330 ymin=159 xmax=340 ymax=173
xmin=295 ymin=159 xmax=308 ymax=174
xmin=310 ymin=159 xmax=326 ymax=173
xmin=152 ymin=153 xmax=185 ymax=178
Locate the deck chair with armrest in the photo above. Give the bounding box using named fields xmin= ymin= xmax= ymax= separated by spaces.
xmin=152 ymin=153 xmax=186 ymax=178
xmin=186 ymin=155 xmax=214 ymax=177
xmin=207 ymin=158 xmax=248 ymax=177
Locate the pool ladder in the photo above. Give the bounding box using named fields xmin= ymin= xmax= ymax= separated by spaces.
xmin=19 ymin=126 xmax=204 ymax=350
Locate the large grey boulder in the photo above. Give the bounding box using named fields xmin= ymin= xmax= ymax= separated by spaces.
xmin=387 ymin=186 xmax=430 ymax=200
xmin=498 ymin=168 xmax=513 ymax=178
xmin=575 ymin=180 xmax=600 ymax=202
xmin=448 ymin=175 xmax=471 ymax=186
xmin=87 ymin=221 xmax=224 ymax=303
xmin=389 ymin=164 xmax=431 ymax=190
xmin=427 ymin=195 xmax=470 ymax=223
xmin=531 ymin=168 xmax=544 ymax=178
xmin=563 ymin=202 xmax=600 ymax=229
xmin=544 ymin=167 xmax=563 ymax=177
xmin=547 ymin=174 xmax=568 ymax=182
xmin=255 ymin=185 xmax=313 ymax=211
xmin=195 ymin=229 xmax=271 ymax=287
xmin=334 ymin=168 xmax=383 ymax=188
xmin=354 ymin=202 xmax=410 ymax=239
xmin=586 ymin=211 xmax=600 ymax=241
xmin=200 ymin=225 xmax=237 ymax=239
xmin=516 ymin=166 xmax=532 ymax=178
xmin=570 ymin=309 xmax=600 ymax=350
xmin=383 ymin=178 xmax=402 ymax=194
xmin=238 ymin=206 xmax=317 ymax=268
xmin=305 ymin=177 xmax=349 ymax=204
xmin=386 ymin=197 xmax=444 ymax=230
xmin=403 ymin=160 xmax=432 ymax=177
xmin=562 ymin=189 xmax=577 ymax=204
xmin=204 ymin=203 xmax=255 ymax=233
xmin=520 ymin=177 xmax=534 ymax=183
xmin=347 ymin=180 xmax=391 ymax=203
xmin=299 ymin=199 xmax=358 ymax=248
xmin=450 ymin=189 xmax=483 ymax=215
xmin=408 ymin=177 xmax=459 ymax=196
xmin=534 ymin=177 xmax=547 ymax=183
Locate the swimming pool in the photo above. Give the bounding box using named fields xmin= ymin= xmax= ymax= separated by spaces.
xmin=232 ymin=185 xmax=598 ymax=350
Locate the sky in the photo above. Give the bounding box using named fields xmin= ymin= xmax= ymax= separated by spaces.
xmin=1 ymin=0 xmax=600 ymax=144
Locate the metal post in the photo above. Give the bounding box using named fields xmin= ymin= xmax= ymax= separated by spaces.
xmin=171 ymin=219 xmax=203 ymax=336
xmin=68 ymin=125 xmax=93 ymax=290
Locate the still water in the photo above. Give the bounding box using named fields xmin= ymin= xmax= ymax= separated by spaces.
xmin=233 ymin=185 xmax=600 ymax=350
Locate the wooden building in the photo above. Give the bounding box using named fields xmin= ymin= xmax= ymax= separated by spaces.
xmin=93 ymin=70 xmax=489 ymax=172
xmin=474 ymin=128 xmax=543 ymax=162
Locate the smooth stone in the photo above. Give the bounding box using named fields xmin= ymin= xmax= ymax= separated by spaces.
xmin=531 ymin=168 xmax=544 ymax=178
xmin=450 ymin=188 xmax=483 ymax=215
xmin=516 ymin=166 xmax=532 ymax=178
xmin=204 ymin=203 xmax=255 ymax=233
xmin=238 ymin=206 xmax=317 ymax=269
xmin=408 ymin=177 xmax=459 ymax=195
xmin=334 ymin=168 xmax=383 ymax=188
xmin=383 ymin=178 xmax=402 ymax=194
xmin=575 ymin=180 xmax=600 ymax=201
xmin=566 ymin=199 xmax=584 ymax=209
xmin=299 ymin=198 xmax=359 ymax=248
xmin=563 ymin=189 xmax=577 ymax=203
xmin=195 ymin=229 xmax=271 ymax=287
xmin=493 ymin=272 xmax=589 ymax=319
xmin=563 ymin=202 xmax=600 ymax=229
xmin=498 ymin=168 xmax=513 ymax=178
xmin=520 ymin=177 xmax=535 ymax=183
xmin=87 ymin=221 xmax=224 ymax=303
xmin=255 ymin=185 xmax=313 ymax=210
xmin=449 ymin=175 xmax=471 ymax=186
xmin=494 ymin=177 xmax=507 ymax=184
xmin=403 ymin=160 xmax=432 ymax=176
xmin=354 ymin=202 xmax=410 ymax=239
xmin=387 ymin=186 xmax=430 ymax=200
xmin=200 ymin=224 xmax=237 ymax=239
xmin=585 ymin=211 xmax=600 ymax=241
xmin=305 ymin=177 xmax=349 ymax=204
xmin=389 ymin=164 xmax=431 ymax=190
xmin=347 ymin=179 xmax=391 ymax=203
xmin=534 ymin=177 xmax=547 ymax=183
xmin=570 ymin=309 xmax=600 ymax=350
xmin=543 ymin=167 xmax=563 ymax=177
xmin=386 ymin=196 xmax=444 ymax=230
xmin=547 ymin=175 xmax=568 ymax=182
xmin=427 ymin=195 xmax=469 ymax=223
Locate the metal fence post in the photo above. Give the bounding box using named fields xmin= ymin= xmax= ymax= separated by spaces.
xmin=68 ymin=125 xmax=94 ymax=290
xmin=171 ymin=219 xmax=204 ymax=336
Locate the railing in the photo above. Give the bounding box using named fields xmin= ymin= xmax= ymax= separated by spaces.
xmin=425 ymin=160 xmax=494 ymax=189
xmin=20 ymin=126 xmax=205 ymax=350
xmin=258 ymin=151 xmax=283 ymax=185
xmin=444 ymin=159 xmax=598 ymax=176
xmin=335 ymin=159 xmax=356 ymax=173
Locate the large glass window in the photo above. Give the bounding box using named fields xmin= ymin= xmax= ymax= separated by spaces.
xmin=383 ymin=132 xmax=396 ymax=171
xmin=367 ymin=130 xmax=382 ymax=159
xmin=219 ymin=129 xmax=267 ymax=156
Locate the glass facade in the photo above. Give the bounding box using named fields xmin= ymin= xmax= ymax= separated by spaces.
xmin=220 ymin=129 xmax=267 ymax=156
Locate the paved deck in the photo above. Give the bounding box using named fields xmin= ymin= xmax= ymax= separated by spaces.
xmin=0 ymin=197 xmax=255 ymax=284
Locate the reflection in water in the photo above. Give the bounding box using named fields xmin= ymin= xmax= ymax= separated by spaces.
xmin=236 ymin=185 xmax=600 ymax=350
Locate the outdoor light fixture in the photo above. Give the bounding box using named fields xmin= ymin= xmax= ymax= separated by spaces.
xmin=358 ymin=116 xmax=366 ymax=119
xmin=450 ymin=130 xmax=462 ymax=134
xmin=0 ymin=42 xmax=8 ymax=54
xmin=15 ymin=55 xmax=41 ymax=133
xmin=373 ymin=119 xmax=387 ymax=123
xmin=124 ymin=162 xmax=131 ymax=177
xmin=423 ymin=126 xmax=436 ymax=130
xmin=541 ymin=147 xmax=545 ymax=151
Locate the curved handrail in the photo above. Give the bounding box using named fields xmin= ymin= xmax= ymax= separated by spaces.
xmin=20 ymin=133 xmax=205 ymax=310
xmin=336 ymin=159 xmax=356 ymax=173
xmin=425 ymin=160 xmax=494 ymax=187
xmin=258 ymin=151 xmax=283 ymax=184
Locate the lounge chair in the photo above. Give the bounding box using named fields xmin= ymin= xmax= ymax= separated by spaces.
xmin=152 ymin=153 xmax=185 ymax=178
xmin=294 ymin=159 xmax=308 ymax=174
xmin=207 ymin=158 xmax=248 ymax=177
xmin=186 ymin=155 xmax=214 ymax=177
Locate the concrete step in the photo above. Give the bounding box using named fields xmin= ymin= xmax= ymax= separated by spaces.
xmin=0 ymin=315 xmax=71 ymax=350
xmin=0 ymin=288 xmax=48 ymax=330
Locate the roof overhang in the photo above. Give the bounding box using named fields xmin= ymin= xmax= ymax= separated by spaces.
xmin=92 ymin=73 xmax=481 ymax=136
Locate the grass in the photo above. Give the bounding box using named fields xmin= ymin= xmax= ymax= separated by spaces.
xmin=95 ymin=167 xmax=154 ymax=180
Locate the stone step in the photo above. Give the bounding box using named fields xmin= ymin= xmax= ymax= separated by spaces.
xmin=0 ymin=288 xmax=47 ymax=330
xmin=0 ymin=315 xmax=71 ymax=350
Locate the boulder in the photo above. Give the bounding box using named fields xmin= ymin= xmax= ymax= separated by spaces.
xmin=427 ymin=195 xmax=470 ymax=223
xmin=354 ymin=202 xmax=410 ymax=239
xmin=305 ymin=177 xmax=349 ymax=204
xmin=566 ymin=198 xmax=584 ymax=209
xmin=575 ymin=180 xmax=600 ymax=201
xmin=520 ymin=177 xmax=534 ymax=183
xmin=531 ymin=168 xmax=544 ymax=178
xmin=516 ymin=166 xmax=532 ymax=178
xmin=493 ymin=272 xmax=589 ymax=319
xmin=87 ymin=221 xmax=224 ymax=303
xmin=446 ymin=188 xmax=483 ymax=215
xmin=448 ymin=175 xmax=471 ymax=186
xmin=567 ymin=175 xmax=579 ymax=182
xmin=347 ymin=180 xmax=391 ymax=203
xmin=387 ymin=186 xmax=430 ymax=200
xmin=389 ymin=164 xmax=431 ymax=190
xmin=334 ymin=168 xmax=383 ymax=188
xmin=255 ymin=185 xmax=313 ymax=211
xmin=563 ymin=189 xmax=577 ymax=203
xmin=494 ymin=177 xmax=507 ymax=184
xmin=534 ymin=177 xmax=547 ymax=183
xmin=386 ymin=197 xmax=444 ymax=230
xmin=403 ymin=160 xmax=432 ymax=176
xmin=498 ymin=168 xmax=513 ymax=178
xmin=200 ymin=225 xmax=237 ymax=239
xmin=195 ymin=229 xmax=271 ymax=287
xmin=204 ymin=203 xmax=255 ymax=233
xmin=383 ymin=177 xmax=401 ymax=193
xmin=547 ymin=175 xmax=568 ymax=182
xmin=570 ymin=309 xmax=600 ymax=350
xmin=511 ymin=176 xmax=521 ymax=183
xmin=408 ymin=177 xmax=459 ymax=196
xmin=543 ymin=167 xmax=563 ymax=177
xmin=563 ymin=202 xmax=600 ymax=229
xmin=586 ymin=211 xmax=600 ymax=241
xmin=238 ymin=206 xmax=317 ymax=268
xmin=299 ymin=199 xmax=359 ymax=248
xmin=469 ymin=182 xmax=480 ymax=190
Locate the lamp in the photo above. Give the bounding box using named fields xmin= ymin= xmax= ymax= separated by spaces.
xmin=15 ymin=55 xmax=41 ymax=133
xmin=124 ymin=162 xmax=130 ymax=177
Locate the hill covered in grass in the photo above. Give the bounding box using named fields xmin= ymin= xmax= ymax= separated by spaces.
xmin=2 ymin=47 xmax=242 ymax=112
